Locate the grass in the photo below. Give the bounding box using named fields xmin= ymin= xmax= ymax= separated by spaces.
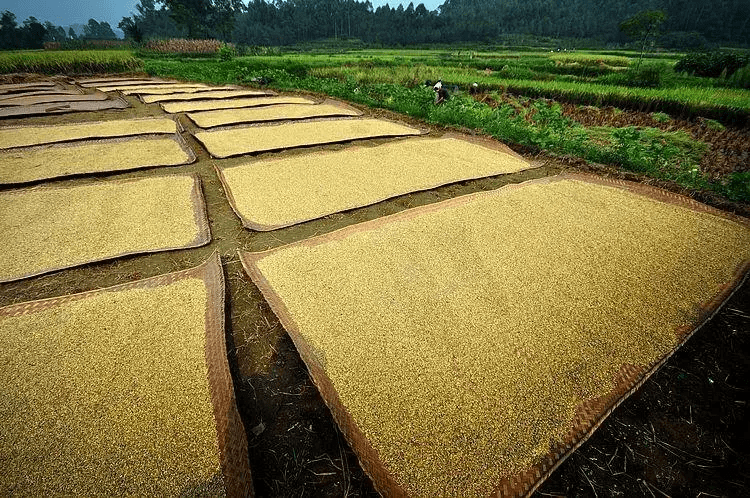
xmin=0 ymin=50 xmax=142 ymax=74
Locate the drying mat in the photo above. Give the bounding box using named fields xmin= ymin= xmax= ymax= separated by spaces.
xmin=0 ymin=97 xmax=129 ymax=118
xmin=0 ymin=253 xmax=254 ymax=496
xmin=218 ymin=135 xmax=532 ymax=230
xmin=78 ymin=78 xmax=175 ymax=88
xmin=142 ymin=89 xmax=274 ymax=104
xmin=239 ymin=173 xmax=750 ymax=497
xmin=0 ymin=88 xmax=82 ymax=101
xmin=0 ymin=92 xmax=108 ymax=107
xmin=0 ymin=117 xmax=179 ymax=149
xmin=195 ymin=118 xmax=425 ymax=158
xmin=188 ymin=100 xmax=362 ymax=128
xmin=97 ymin=83 xmax=212 ymax=93
xmin=0 ymin=82 xmax=58 ymax=93
xmin=0 ymin=133 xmax=195 ymax=185
xmin=161 ymin=95 xmax=315 ymax=114
xmin=122 ymin=85 xmax=240 ymax=96
xmin=0 ymin=174 xmax=210 ymax=283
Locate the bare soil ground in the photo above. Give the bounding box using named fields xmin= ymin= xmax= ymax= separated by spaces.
xmin=0 ymin=76 xmax=748 ymax=497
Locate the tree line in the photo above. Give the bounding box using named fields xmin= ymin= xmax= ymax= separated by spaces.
xmin=0 ymin=11 xmax=117 ymax=49
xmin=1 ymin=0 xmax=748 ymax=50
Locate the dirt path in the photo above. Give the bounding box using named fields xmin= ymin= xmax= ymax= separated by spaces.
xmin=0 ymin=78 xmax=747 ymax=497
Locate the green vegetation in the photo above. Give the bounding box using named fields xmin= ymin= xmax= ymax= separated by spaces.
xmin=0 ymin=50 xmax=142 ymax=74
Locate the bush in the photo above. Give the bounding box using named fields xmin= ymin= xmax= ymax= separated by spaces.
xmin=675 ymin=51 xmax=750 ymax=78
xmin=726 ymin=64 xmax=750 ymax=89
xmin=218 ymin=43 xmax=236 ymax=61
xmin=623 ymin=66 xmax=662 ymax=87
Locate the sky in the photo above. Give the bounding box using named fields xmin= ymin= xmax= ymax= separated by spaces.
xmin=3 ymin=0 xmax=444 ymax=32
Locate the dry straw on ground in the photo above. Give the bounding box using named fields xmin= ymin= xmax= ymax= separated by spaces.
xmin=0 ymin=117 xmax=178 ymax=149
xmin=188 ymin=101 xmax=361 ymax=128
xmin=242 ymin=177 xmax=750 ymax=497
xmin=0 ymin=266 xmax=222 ymax=495
xmin=0 ymin=134 xmax=194 ymax=184
xmin=142 ymin=89 xmax=273 ymax=104
xmin=161 ymin=96 xmax=315 ymax=114
xmin=0 ymin=174 xmax=209 ymax=282
xmin=195 ymin=118 xmax=423 ymax=158
xmin=219 ymin=136 xmax=532 ymax=230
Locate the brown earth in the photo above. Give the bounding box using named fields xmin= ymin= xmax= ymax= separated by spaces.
xmin=0 ymin=74 xmax=748 ymax=497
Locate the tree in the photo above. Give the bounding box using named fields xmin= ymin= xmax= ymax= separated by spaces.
xmin=0 ymin=10 xmax=19 ymax=49
xmin=83 ymin=18 xmax=117 ymax=39
xmin=21 ymin=17 xmax=47 ymax=48
xmin=619 ymin=10 xmax=667 ymax=69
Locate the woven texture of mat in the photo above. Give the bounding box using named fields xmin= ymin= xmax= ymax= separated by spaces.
xmin=0 ymin=117 xmax=178 ymax=149
xmin=142 ymin=89 xmax=273 ymax=104
xmin=0 ymin=92 xmax=108 ymax=107
xmin=122 ymin=85 xmax=240 ymax=96
xmin=240 ymin=174 xmax=750 ymax=498
xmin=97 ymin=83 xmax=210 ymax=93
xmin=161 ymin=96 xmax=315 ymax=113
xmin=0 ymin=97 xmax=129 ymax=118
xmin=188 ymin=101 xmax=361 ymax=128
xmin=0 ymin=134 xmax=195 ymax=185
xmin=0 ymin=253 xmax=253 ymax=496
xmin=0 ymin=82 xmax=58 ymax=93
xmin=195 ymin=118 xmax=424 ymax=158
xmin=0 ymin=89 xmax=81 ymax=101
xmin=79 ymin=78 xmax=173 ymax=87
xmin=0 ymin=174 xmax=210 ymax=283
xmin=218 ymin=136 xmax=532 ymax=230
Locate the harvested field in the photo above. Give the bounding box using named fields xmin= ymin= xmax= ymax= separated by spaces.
xmin=142 ymin=89 xmax=273 ymax=104
xmin=0 ymin=254 xmax=252 ymax=495
xmin=194 ymin=118 xmax=424 ymax=158
xmin=188 ymin=101 xmax=361 ymax=128
xmin=0 ymin=134 xmax=194 ymax=184
xmin=0 ymin=174 xmax=209 ymax=282
xmin=240 ymin=175 xmax=750 ymax=496
xmin=218 ymin=136 xmax=532 ymax=230
xmin=0 ymin=117 xmax=178 ymax=149
xmin=160 ymin=95 xmax=315 ymax=113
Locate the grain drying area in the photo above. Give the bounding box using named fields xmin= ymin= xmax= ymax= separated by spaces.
xmin=0 ymin=74 xmax=749 ymax=497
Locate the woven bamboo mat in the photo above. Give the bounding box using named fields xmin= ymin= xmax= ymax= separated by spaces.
xmin=194 ymin=118 xmax=424 ymax=158
xmin=122 ymin=85 xmax=241 ymax=96
xmin=0 ymin=97 xmax=129 ymax=118
xmin=0 ymin=89 xmax=82 ymax=101
xmin=0 ymin=134 xmax=195 ymax=185
xmin=239 ymin=173 xmax=750 ymax=497
xmin=78 ymin=78 xmax=175 ymax=88
xmin=0 ymin=82 xmax=58 ymax=93
xmin=0 ymin=117 xmax=179 ymax=149
xmin=0 ymin=253 xmax=253 ymax=496
xmin=142 ymin=89 xmax=274 ymax=104
xmin=189 ymin=100 xmax=361 ymax=128
xmin=0 ymin=92 xmax=108 ymax=107
xmin=161 ymin=95 xmax=315 ymax=114
xmin=97 ymin=83 xmax=211 ymax=93
xmin=218 ymin=135 xmax=532 ymax=230
xmin=0 ymin=174 xmax=210 ymax=283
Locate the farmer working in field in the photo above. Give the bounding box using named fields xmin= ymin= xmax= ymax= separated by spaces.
xmin=433 ymin=80 xmax=449 ymax=105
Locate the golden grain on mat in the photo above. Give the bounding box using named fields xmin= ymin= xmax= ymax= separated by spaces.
xmin=0 ymin=135 xmax=192 ymax=184
xmin=123 ymin=85 xmax=239 ymax=96
xmin=162 ymin=96 xmax=316 ymax=114
xmin=79 ymin=78 xmax=172 ymax=87
xmin=196 ymin=118 xmax=422 ymax=158
xmin=250 ymin=179 xmax=750 ymax=496
xmin=189 ymin=102 xmax=360 ymax=128
xmin=97 ymin=83 xmax=211 ymax=93
xmin=143 ymin=89 xmax=271 ymax=104
xmin=0 ymin=118 xmax=177 ymax=149
xmin=221 ymin=137 xmax=531 ymax=229
xmin=0 ymin=175 xmax=205 ymax=281
xmin=0 ymin=278 xmax=222 ymax=495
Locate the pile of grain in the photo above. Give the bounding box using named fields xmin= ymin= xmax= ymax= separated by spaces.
xmin=0 ymin=135 xmax=193 ymax=184
xmin=0 ymin=174 xmax=207 ymax=282
xmin=195 ymin=118 xmax=422 ymax=158
xmin=161 ymin=96 xmax=315 ymax=114
xmin=0 ymin=276 xmax=222 ymax=495
xmin=143 ymin=89 xmax=272 ymax=104
xmin=189 ymin=102 xmax=360 ymax=128
xmin=220 ymin=137 xmax=532 ymax=230
xmin=0 ymin=117 xmax=177 ymax=149
xmin=246 ymin=178 xmax=750 ymax=496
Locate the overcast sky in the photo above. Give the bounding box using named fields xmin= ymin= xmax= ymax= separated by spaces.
xmin=4 ymin=0 xmax=443 ymax=31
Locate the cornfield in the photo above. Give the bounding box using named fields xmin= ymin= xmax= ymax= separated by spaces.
xmin=144 ymin=39 xmax=224 ymax=54
xmin=0 ymin=50 xmax=143 ymax=75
